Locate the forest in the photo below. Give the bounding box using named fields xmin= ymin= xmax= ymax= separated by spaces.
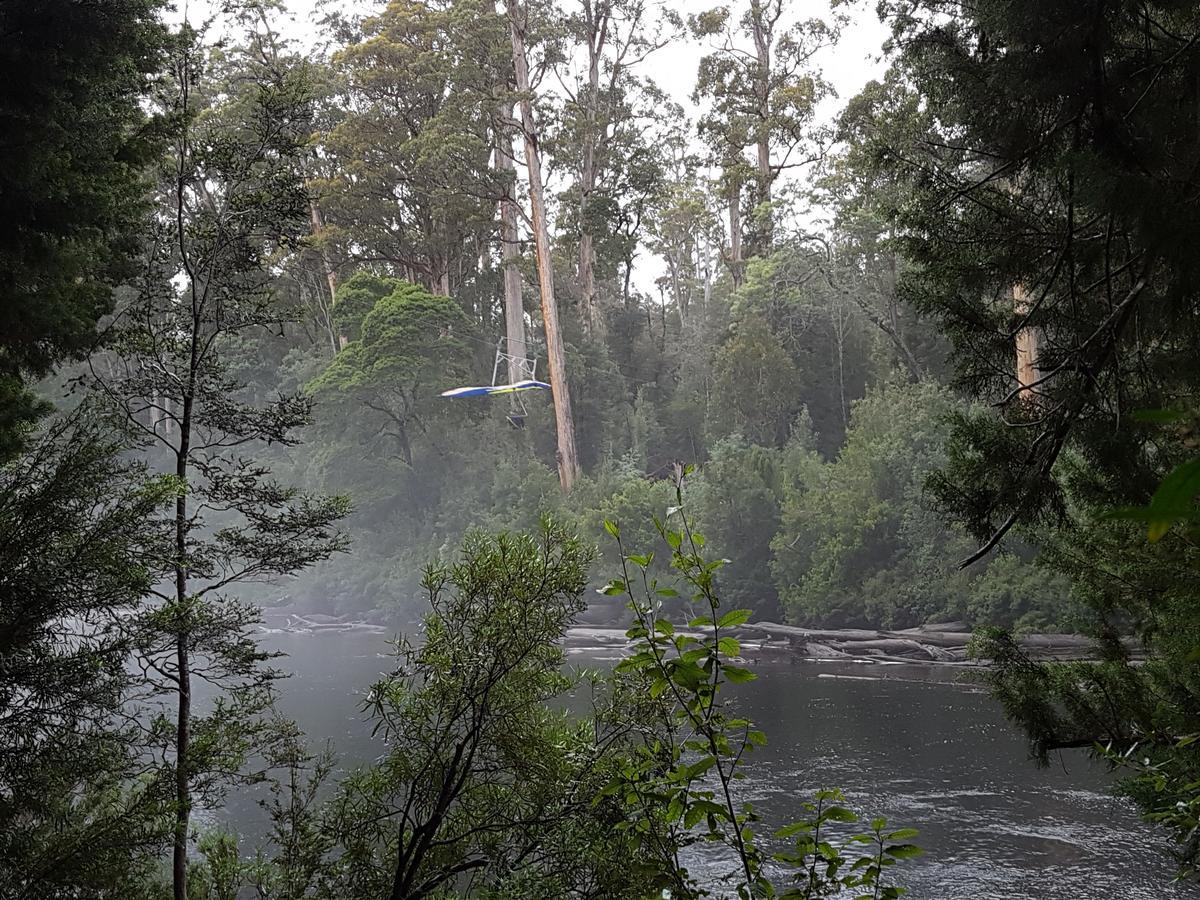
xmin=4 ymin=0 xmax=1200 ymax=897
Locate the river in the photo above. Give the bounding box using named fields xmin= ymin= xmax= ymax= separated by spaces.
xmin=212 ymin=630 xmax=1195 ymax=899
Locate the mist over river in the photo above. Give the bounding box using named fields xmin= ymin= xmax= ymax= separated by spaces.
xmin=212 ymin=630 xmax=1194 ymax=899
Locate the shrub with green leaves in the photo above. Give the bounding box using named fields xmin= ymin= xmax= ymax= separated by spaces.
xmin=601 ymin=472 xmax=920 ymax=898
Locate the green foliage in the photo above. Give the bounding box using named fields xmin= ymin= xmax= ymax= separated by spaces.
xmin=331 ymin=273 xmax=403 ymax=342
xmin=711 ymin=315 xmax=803 ymax=448
xmin=965 ymin=553 xmax=1074 ymax=635
xmin=854 ymin=0 xmax=1200 ymax=876
xmin=774 ymin=790 xmax=919 ymax=900
xmin=771 ymin=381 xmax=1062 ymax=629
xmin=773 ymin=380 xmax=964 ymax=627
xmin=258 ymin=519 xmax=673 ymax=899
xmin=86 ymin=21 xmax=351 ymax=899
xmin=690 ymin=435 xmax=787 ymax=616
xmin=0 ymin=412 xmax=176 ymax=896
xmin=310 ymin=280 xmax=474 ymax=469
xmin=0 ymin=0 xmax=167 ymax=458
xmin=856 ymin=0 xmax=1200 ymax=546
xmin=316 ymin=0 xmax=510 ymax=306
xmin=601 ymin=483 xmax=919 ymax=898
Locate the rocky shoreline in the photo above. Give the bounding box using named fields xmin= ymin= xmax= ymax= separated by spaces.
xmin=255 ymin=607 xmax=1119 ymax=667
xmin=564 ymin=620 xmax=1118 ymax=666
xmin=256 ymin=609 xmax=389 ymax=635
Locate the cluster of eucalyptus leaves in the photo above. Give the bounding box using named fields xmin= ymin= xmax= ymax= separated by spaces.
xmin=598 ymin=466 xmax=921 ymax=899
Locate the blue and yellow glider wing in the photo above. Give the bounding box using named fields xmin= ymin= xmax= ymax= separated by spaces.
xmin=440 ymin=379 xmax=551 ymax=398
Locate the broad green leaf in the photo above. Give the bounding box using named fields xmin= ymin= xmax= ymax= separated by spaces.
xmin=723 ymin=665 xmax=756 ymax=684
xmin=1108 ymin=457 xmax=1200 ymax=542
xmin=717 ymin=608 xmax=752 ymax=629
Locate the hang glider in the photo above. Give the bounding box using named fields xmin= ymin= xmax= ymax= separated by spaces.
xmin=440 ymin=379 xmax=550 ymax=399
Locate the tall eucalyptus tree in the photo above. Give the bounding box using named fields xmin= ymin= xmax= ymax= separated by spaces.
xmin=691 ymin=0 xmax=836 ymax=283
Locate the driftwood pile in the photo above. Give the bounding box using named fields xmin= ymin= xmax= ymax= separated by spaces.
xmin=565 ymin=620 xmax=1112 ymax=666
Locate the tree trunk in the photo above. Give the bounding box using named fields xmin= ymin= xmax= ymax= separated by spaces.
xmin=727 ymin=171 xmax=744 ymax=289
xmin=171 ymin=387 xmax=194 ymax=900
xmin=750 ymin=0 xmax=773 ymax=246
xmin=1014 ymin=283 xmax=1041 ymax=399
xmin=579 ymin=229 xmax=598 ymax=334
xmin=495 ymin=104 xmax=528 ymax=388
xmin=509 ymin=2 xmax=581 ymax=489
xmin=308 ymin=198 xmax=339 ymax=313
xmin=308 ymin=198 xmax=346 ymax=350
xmin=577 ymin=1 xmax=608 ymax=337
xmin=172 ymin=621 xmax=190 ymax=900
xmin=666 ymin=254 xmax=684 ymax=324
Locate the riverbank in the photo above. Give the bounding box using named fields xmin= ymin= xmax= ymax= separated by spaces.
xmin=257 ymin=606 xmax=1119 ymax=666
xmin=565 ymin=620 xmax=1120 ymax=666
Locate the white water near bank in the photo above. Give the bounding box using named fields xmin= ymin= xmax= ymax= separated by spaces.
xmin=207 ymin=630 xmax=1192 ymax=899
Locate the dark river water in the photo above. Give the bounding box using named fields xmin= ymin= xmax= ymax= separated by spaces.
xmin=210 ymin=630 xmax=1197 ymax=899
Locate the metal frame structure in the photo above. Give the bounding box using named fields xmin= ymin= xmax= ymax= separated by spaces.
xmin=492 ymin=337 xmax=538 ymax=423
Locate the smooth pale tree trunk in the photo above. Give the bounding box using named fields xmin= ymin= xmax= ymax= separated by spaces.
xmin=700 ymin=230 xmax=714 ymax=315
xmin=508 ymin=1 xmax=581 ymax=489
xmin=579 ymin=197 xmax=598 ymax=335
xmin=727 ymin=172 xmax=744 ymax=289
xmin=308 ymin=197 xmax=346 ymax=350
xmin=1004 ymin=179 xmax=1041 ymax=399
xmin=1014 ymin=283 xmax=1041 ymax=399
xmin=750 ymin=0 xmax=773 ymax=244
xmin=495 ymin=103 xmax=528 ymax=387
xmin=308 ymin=198 xmax=339 ymax=315
xmin=577 ymin=0 xmax=608 ymax=337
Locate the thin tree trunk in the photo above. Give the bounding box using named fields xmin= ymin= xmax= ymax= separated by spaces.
xmin=750 ymin=0 xmax=772 ymax=246
xmin=172 ymin=339 xmax=197 ymax=900
xmin=577 ymin=0 xmax=608 ymax=337
xmin=666 ymin=254 xmax=684 ymax=325
xmin=700 ymin=230 xmax=713 ymax=314
xmin=170 ymin=48 xmax=197 ymax=899
xmin=172 ymin=532 xmax=190 ymax=900
xmin=495 ymin=103 xmax=527 ymax=387
xmin=579 ymin=229 xmax=597 ymax=334
xmin=509 ymin=1 xmax=581 ymax=489
xmin=308 ymin=199 xmax=339 ymax=312
xmin=308 ymin=197 xmax=346 ymax=350
xmin=727 ymin=171 xmax=744 ymax=289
